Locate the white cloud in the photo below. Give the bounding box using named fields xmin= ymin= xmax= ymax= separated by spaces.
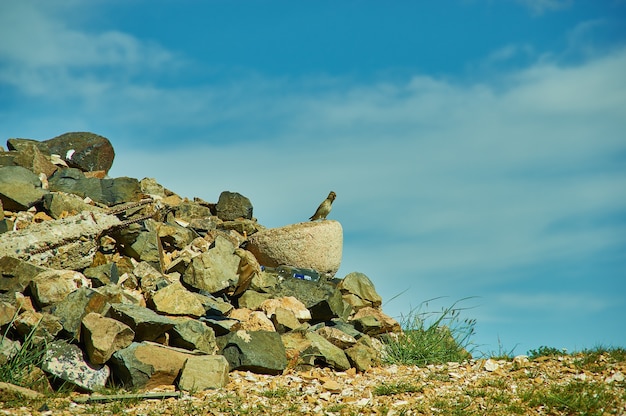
xmin=516 ymin=0 xmax=573 ymax=15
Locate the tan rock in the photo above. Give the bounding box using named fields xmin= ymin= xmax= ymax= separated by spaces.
xmin=316 ymin=326 xmax=357 ymax=349
xmin=246 ymin=220 xmax=343 ymax=275
xmin=350 ymin=307 xmax=401 ymax=335
xmin=0 ymin=301 xmax=17 ymax=326
xmin=260 ymin=296 xmax=311 ymax=321
xmin=29 ymin=269 xmax=91 ymax=307
xmin=81 ymin=312 xmax=135 ymax=365
xmin=271 ymin=307 xmax=304 ymax=333
xmin=178 ymin=355 xmax=229 ymax=391
xmin=151 ymin=282 xmax=205 ymax=317
xmin=132 ymin=343 xmax=197 ymax=389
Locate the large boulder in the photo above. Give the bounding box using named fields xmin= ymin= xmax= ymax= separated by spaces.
xmin=337 ymin=272 xmax=383 ymax=311
xmin=43 ymin=132 xmax=115 ymax=174
xmin=246 ymin=220 xmax=342 ymax=275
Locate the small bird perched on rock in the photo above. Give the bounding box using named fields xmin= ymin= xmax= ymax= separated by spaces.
xmin=309 ymin=191 xmax=336 ymax=221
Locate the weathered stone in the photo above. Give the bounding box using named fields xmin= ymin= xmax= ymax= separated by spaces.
xmin=217 ymin=330 xmax=287 ymax=375
xmin=0 ymin=381 xmax=44 ymax=400
xmin=6 ymin=138 xmax=51 ymax=154
xmin=260 ymin=296 xmax=311 ymax=321
xmin=350 ymin=307 xmax=401 ymax=335
xmin=237 ymin=290 xmax=272 ymax=310
xmin=174 ymin=202 xmax=213 ymax=224
xmin=48 ymin=168 xmax=141 ymax=206
xmin=116 ymin=219 xmax=164 ymax=272
xmin=12 ymin=143 xmax=57 ymax=178
xmin=14 ymin=310 xmax=63 ymax=342
xmin=246 ymin=220 xmax=342 ymax=275
xmin=238 ymin=310 xmax=276 ymax=332
xmin=107 ymin=303 xmax=175 ymax=342
xmin=44 ymin=132 xmax=115 ymax=173
xmin=178 ymin=355 xmax=229 ymax=391
xmin=215 ymin=191 xmax=253 ymax=221
xmin=0 ymin=211 xmax=122 ymax=269
xmin=158 ymin=222 xmax=196 ymax=251
xmin=83 ymin=263 xmax=119 ymax=287
xmin=94 ymin=285 xmax=146 ymax=308
xmin=170 ymin=319 xmax=217 ymax=354
xmin=0 ymin=256 xmax=47 ymax=293
xmin=29 ymin=270 xmax=91 ymax=308
xmin=271 ymin=308 xmax=304 ymax=333
xmin=110 ymin=342 xmax=197 ymax=389
xmin=0 ymin=166 xmax=48 ymax=211
xmin=345 ymin=338 xmax=379 ymax=372
xmin=42 ymin=341 xmax=110 ymax=392
xmin=182 ymin=236 xmax=240 ymax=294
xmin=52 ymin=287 xmax=109 ymax=339
xmin=199 ymin=317 xmax=241 ymax=336
xmin=337 ymin=272 xmax=383 ymax=310
xmin=0 ymin=337 xmax=20 ymax=365
xmin=195 ymin=294 xmax=234 ymax=316
xmin=140 ymin=177 xmax=178 ymax=200
xmin=0 ymin=301 xmax=17 ymax=326
xmin=220 ymin=219 xmax=261 ymax=236
xmin=81 ymin=312 xmax=135 ymax=365
xmin=268 ymin=278 xmax=351 ymax=323
xmin=316 ymin=326 xmax=358 ymax=349
xmin=151 ymin=282 xmax=205 ymax=317
xmin=42 ymin=191 xmax=106 ymax=219
xmin=132 ymin=261 xmax=169 ymax=295
xmin=304 ymin=332 xmax=351 ymax=371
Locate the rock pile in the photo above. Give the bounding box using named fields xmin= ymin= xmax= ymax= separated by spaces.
xmin=0 ymin=132 xmax=401 ymax=393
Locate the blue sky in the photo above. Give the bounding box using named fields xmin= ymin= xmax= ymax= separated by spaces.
xmin=1 ymin=0 xmax=625 ymax=356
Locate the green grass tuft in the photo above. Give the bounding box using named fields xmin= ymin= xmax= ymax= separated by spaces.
xmin=382 ymin=297 xmax=476 ymax=366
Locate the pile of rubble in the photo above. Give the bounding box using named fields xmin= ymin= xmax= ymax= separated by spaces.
xmin=0 ymin=132 xmax=401 ymax=393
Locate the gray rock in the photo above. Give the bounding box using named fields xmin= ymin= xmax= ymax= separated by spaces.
xmin=48 ymin=168 xmax=141 ymax=206
xmin=0 ymin=211 xmax=122 ymax=269
xmin=0 ymin=166 xmax=48 ymax=211
xmin=217 ymin=330 xmax=287 ymax=375
xmin=42 ymin=192 xmax=106 ymax=219
xmin=81 ymin=312 xmax=135 ymax=365
xmin=83 ymin=263 xmax=119 ymax=287
xmin=107 ymin=303 xmax=175 ymax=342
xmin=268 ymin=278 xmax=351 ymax=323
xmin=52 ymin=287 xmax=109 ymax=339
xmin=182 ymin=236 xmax=240 ymax=294
xmin=338 ymin=272 xmax=383 ymax=310
xmin=43 ymin=132 xmax=115 ymax=174
xmin=110 ymin=342 xmax=197 ymax=389
xmin=199 ymin=317 xmax=241 ymax=336
xmin=246 ymin=220 xmax=343 ymax=276
xmin=170 ymin=319 xmax=217 ymax=354
xmin=151 ymin=282 xmax=205 ymax=317
xmin=29 ymin=270 xmax=91 ymax=308
xmin=0 ymin=256 xmax=47 ymax=294
xmin=178 ymin=355 xmax=229 ymax=391
xmin=42 ymin=341 xmax=110 ymax=392
xmin=304 ymin=332 xmax=351 ymax=371
xmin=195 ymin=293 xmax=234 ymax=316
xmin=174 ymin=202 xmax=214 ymax=225
xmin=215 ymin=191 xmax=253 ymax=221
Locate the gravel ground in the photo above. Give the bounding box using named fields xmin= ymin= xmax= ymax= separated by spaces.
xmin=1 ymin=353 xmax=625 ymax=415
